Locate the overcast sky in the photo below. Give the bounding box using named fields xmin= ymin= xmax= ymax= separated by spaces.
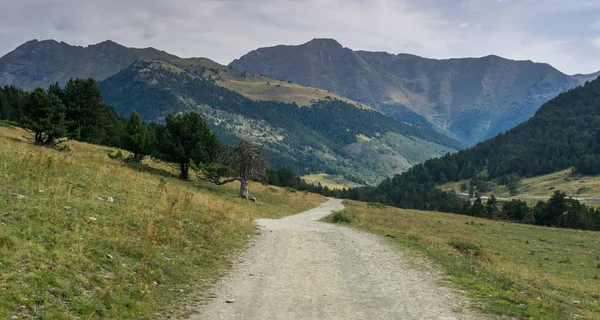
xmin=1 ymin=0 xmax=599 ymax=74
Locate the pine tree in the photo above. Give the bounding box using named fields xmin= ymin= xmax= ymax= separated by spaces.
xmin=123 ymin=112 xmax=152 ymax=162
xmin=154 ymin=113 xmax=220 ymax=179
xmin=469 ymin=194 xmax=485 ymax=217
xmin=485 ymin=195 xmax=499 ymax=218
xmin=22 ymin=88 xmax=67 ymax=147
xmin=195 ymin=140 xmax=270 ymax=199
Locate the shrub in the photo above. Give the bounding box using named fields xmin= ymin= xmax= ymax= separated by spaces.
xmin=330 ymin=210 xmax=353 ymax=223
xmin=367 ymin=202 xmax=385 ymax=208
xmin=449 ymin=240 xmax=483 ymax=256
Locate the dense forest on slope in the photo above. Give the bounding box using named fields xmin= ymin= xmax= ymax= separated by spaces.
xmin=411 ymin=76 xmax=600 ymax=187
xmin=98 ymin=61 xmax=462 ymax=183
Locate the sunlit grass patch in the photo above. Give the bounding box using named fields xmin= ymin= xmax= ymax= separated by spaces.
xmin=0 ymin=126 xmax=325 ymax=319
xmin=337 ymin=200 xmax=600 ymax=319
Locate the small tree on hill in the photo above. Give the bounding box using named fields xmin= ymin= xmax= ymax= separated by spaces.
xmin=22 ymin=88 xmax=68 ymax=147
xmin=194 ymin=140 xmax=270 ymax=199
xmin=123 ymin=112 xmax=152 ymax=162
xmin=485 ymin=194 xmax=499 ymax=218
xmin=507 ymin=174 xmax=522 ymax=196
xmin=154 ymin=113 xmax=220 ymax=179
xmin=469 ymin=194 xmax=486 ymax=217
xmin=501 ymin=199 xmax=530 ymax=221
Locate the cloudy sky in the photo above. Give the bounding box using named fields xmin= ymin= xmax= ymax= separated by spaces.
xmin=0 ymin=0 xmax=599 ymax=74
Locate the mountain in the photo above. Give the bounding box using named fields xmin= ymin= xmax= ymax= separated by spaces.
xmin=231 ymin=38 xmax=597 ymax=145
xmin=0 ymin=39 xmax=177 ymax=90
xmin=573 ymin=71 xmax=600 ymax=83
xmin=0 ymin=39 xmax=371 ymax=109
xmin=359 ymin=76 xmax=600 ymax=211
xmin=98 ymin=60 xmax=462 ymax=184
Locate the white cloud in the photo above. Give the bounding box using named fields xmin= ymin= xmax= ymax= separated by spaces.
xmin=0 ymin=0 xmax=599 ymax=74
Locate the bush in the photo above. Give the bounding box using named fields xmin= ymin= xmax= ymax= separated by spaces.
xmin=330 ymin=210 xmax=353 ymax=223
xmin=367 ymin=202 xmax=385 ymax=208
xmin=449 ymin=240 xmax=483 ymax=256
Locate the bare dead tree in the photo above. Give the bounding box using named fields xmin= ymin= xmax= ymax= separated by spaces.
xmin=194 ymin=141 xmax=270 ymax=199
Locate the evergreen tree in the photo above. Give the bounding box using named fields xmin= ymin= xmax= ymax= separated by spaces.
xmin=123 ymin=111 xmax=152 ymax=162
xmin=501 ymin=199 xmax=529 ymax=221
xmin=154 ymin=112 xmax=220 ymax=179
xmin=485 ymin=195 xmax=499 ymax=218
xmin=507 ymin=174 xmax=522 ymax=196
xmin=22 ymin=88 xmax=67 ymax=147
xmin=469 ymin=194 xmax=485 ymax=217
xmin=61 ymin=78 xmax=123 ymax=146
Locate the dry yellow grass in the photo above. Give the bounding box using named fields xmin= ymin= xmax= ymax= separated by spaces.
xmin=302 ymin=173 xmax=362 ymax=190
xmin=340 ymin=201 xmax=600 ymax=319
xmin=164 ymin=58 xmax=371 ymax=108
xmin=0 ymin=125 xmax=325 ymax=319
xmin=438 ymin=169 xmax=600 ymax=207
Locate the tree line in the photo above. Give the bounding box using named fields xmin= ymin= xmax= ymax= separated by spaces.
xmin=266 ymin=166 xmax=600 ymax=231
xmin=0 ymin=79 xmax=268 ymax=199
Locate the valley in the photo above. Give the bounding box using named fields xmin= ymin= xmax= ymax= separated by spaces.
xmin=97 ymin=60 xmax=460 ymax=184
xmin=1 ymin=29 xmax=600 ymax=320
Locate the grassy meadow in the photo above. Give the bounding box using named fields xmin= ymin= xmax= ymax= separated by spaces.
xmin=0 ymin=125 xmax=325 ymax=319
xmin=302 ymin=173 xmax=363 ymax=190
xmin=439 ymin=169 xmax=600 ymax=199
xmin=334 ymin=201 xmax=600 ymax=319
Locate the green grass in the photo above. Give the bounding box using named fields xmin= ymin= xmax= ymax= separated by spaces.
xmin=438 ymin=169 xmax=600 ymax=208
xmin=337 ymin=200 xmax=600 ymax=319
xmin=0 ymin=126 xmax=325 ymax=319
xmin=302 ymin=173 xmax=362 ymax=190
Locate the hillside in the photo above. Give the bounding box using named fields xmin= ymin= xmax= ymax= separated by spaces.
xmin=0 ymin=39 xmax=177 ymax=90
xmin=98 ymin=60 xmax=462 ymax=184
xmin=0 ymin=124 xmax=325 ymax=319
xmin=231 ymin=38 xmax=597 ymax=145
xmin=351 ymin=76 xmax=600 ymax=214
xmin=166 ymin=58 xmax=370 ymax=108
xmin=439 ymin=169 xmax=600 ymax=206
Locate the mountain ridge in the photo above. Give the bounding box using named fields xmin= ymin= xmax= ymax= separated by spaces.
xmin=231 ymin=38 xmax=599 ymax=145
xmin=0 ymin=39 xmax=178 ymax=90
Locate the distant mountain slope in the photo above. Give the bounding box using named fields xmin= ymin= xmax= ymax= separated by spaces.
xmin=379 ymin=75 xmax=600 ymax=196
xmin=0 ymin=39 xmax=177 ymax=90
xmin=231 ymin=39 xmax=597 ymax=145
xmin=98 ymin=60 xmax=462 ymax=184
xmin=350 ymin=76 xmax=600 ymax=213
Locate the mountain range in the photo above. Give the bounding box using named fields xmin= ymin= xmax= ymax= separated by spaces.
xmin=231 ymin=38 xmax=598 ymax=145
xmin=1 ymin=38 xmax=598 ymax=183
xmin=0 ymin=39 xmax=176 ymax=91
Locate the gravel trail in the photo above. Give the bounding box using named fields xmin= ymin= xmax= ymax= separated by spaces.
xmin=190 ymin=198 xmax=483 ymax=320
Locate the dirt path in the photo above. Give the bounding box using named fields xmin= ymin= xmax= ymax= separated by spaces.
xmin=190 ymin=199 xmax=483 ymax=320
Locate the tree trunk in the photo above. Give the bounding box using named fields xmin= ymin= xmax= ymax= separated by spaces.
xmin=239 ymin=179 xmax=249 ymax=199
xmin=179 ymin=162 xmax=189 ymax=179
